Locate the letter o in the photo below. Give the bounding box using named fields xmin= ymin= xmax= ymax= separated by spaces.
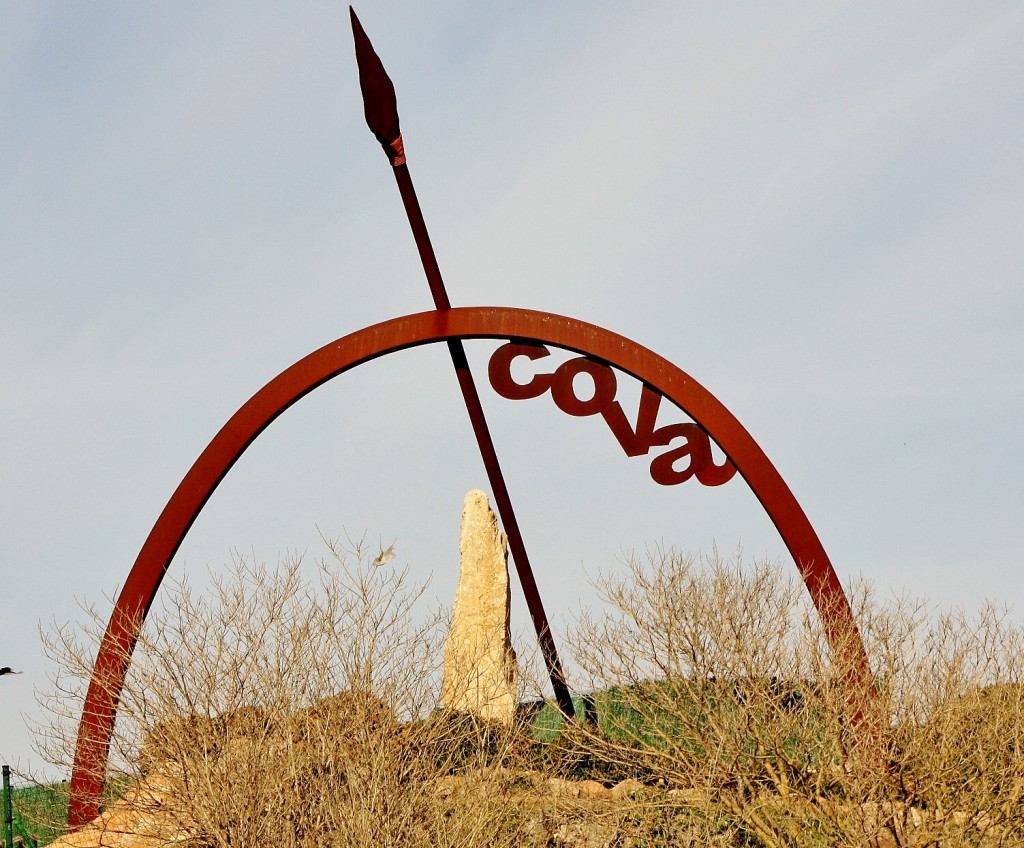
xmin=550 ymin=357 xmax=618 ymax=417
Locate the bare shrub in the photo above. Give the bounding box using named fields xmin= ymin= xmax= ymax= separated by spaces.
xmin=34 ymin=536 xmax=529 ymax=848
xmin=566 ymin=546 xmax=1024 ymax=847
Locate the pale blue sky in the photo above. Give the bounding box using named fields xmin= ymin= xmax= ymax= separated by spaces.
xmin=2 ymin=2 xmax=1022 ymax=776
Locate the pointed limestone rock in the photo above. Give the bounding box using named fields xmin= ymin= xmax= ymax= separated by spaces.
xmin=442 ymin=490 xmax=519 ymax=721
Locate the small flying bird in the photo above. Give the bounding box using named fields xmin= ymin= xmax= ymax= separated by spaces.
xmin=372 ymin=539 xmax=396 ymax=567
xmin=0 ymin=666 xmax=22 ymax=676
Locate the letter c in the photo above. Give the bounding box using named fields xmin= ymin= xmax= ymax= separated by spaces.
xmin=488 ymin=341 xmax=554 ymax=400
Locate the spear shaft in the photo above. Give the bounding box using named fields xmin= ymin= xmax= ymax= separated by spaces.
xmin=350 ymin=8 xmax=574 ymax=719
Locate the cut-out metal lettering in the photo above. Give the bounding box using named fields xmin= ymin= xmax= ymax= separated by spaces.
xmin=489 ymin=341 xmax=737 ymax=487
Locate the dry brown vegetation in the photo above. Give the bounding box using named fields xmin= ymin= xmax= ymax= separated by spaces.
xmin=563 ymin=548 xmax=1024 ymax=845
xmin=28 ymin=541 xmax=1024 ymax=847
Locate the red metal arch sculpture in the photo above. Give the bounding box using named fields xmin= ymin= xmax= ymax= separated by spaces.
xmin=68 ymin=306 xmax=875 ymax=828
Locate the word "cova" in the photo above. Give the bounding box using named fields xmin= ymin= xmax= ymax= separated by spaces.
xmin=488 ymin=342 xmax=736 ymax=487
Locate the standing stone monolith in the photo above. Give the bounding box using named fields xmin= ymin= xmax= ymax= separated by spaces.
xmin=441 ymin=489 xmax=519 ymax=721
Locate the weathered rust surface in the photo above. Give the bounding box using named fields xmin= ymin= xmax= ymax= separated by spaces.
xmin=69 ymin=306 xmax=876 ymax=828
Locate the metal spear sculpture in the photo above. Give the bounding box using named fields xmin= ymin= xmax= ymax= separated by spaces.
xmin=349 ymin=7 xmax=575 ymax=719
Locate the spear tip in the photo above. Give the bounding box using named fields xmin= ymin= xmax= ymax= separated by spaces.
xmin=350 ymin=7 xmax=405 ymax=166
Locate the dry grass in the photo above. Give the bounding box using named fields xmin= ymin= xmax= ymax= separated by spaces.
xmin=28 ymin=541 xmax=1024 ymax=846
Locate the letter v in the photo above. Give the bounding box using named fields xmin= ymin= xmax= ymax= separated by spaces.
xmin=600 ymin=384 xmax=663 ymax=457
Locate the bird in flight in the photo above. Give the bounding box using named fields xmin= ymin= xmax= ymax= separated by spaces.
xmin=0 ymin=667 xmax=22 ymax=676
xmin=372 ymin=539 xmax=396 ymax=567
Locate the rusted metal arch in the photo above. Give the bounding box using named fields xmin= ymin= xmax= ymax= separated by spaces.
xmin=68 ymin=306 xmax=875 ymax=828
